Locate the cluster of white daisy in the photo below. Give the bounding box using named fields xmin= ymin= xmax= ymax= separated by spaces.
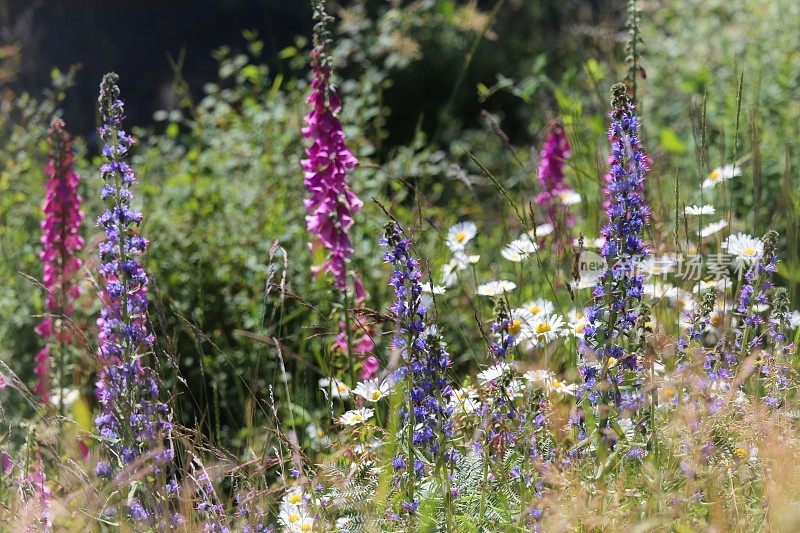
xmin=473 ymin=293 xmax=593 ymax=350
xmin=278 ymin=487 xmax=314 ymax=532
xmin=318 ymin=377 xmax=392 ymax=427
xmin=512 ymin=299 xmax=590 ymax=349
xmin=471 ymin=361 xmax=579 ymax=399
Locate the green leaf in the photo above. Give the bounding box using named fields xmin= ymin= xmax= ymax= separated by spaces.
xmin=286 ymin=402 xmax=313 ymax=424
xmin=278 ymin=46 xmax=297 ymax=60
xmin=241 ymin=64 xmax=260 ymax=83
xmin=585 ymin=58 xmax=605 ymax=81
xmin=166 ymin=122 xmax=180 ymax=139
xmin=660 ymin=127 xmax=687 ymax=154
xmin=437 ymin=0 xmax=455 ymax=18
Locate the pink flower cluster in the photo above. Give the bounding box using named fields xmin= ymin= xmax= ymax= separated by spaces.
xmin=332 ymin=319 xmax=378 ymax=379
xmin=535 ymin=123 xmax=574 ymax=228
xmin=301 ymin=49 xmax=363 ymax=290
xmin=35 ymin=119 xmax=84 ymax=403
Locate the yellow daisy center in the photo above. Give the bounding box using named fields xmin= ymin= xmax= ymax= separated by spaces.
xmin=370 ymin=390 xmax=383 ymax=401
xmin=351 ymin=414 xmax=363 ymax=422
xmin=575 ymin=323 xmax=586 ymax=334
xmin=709 ymin=169 xmax=721 ymax=182
xmin=529 ymin=305 xmax=542 ymax=315
xmin=301 ymin=524 xmax=313 ymax=532
xmin=552 ymin=380 xmax=563 ymax=389
xmin=710 ymin=315 xmax=722 ymax=327
xmin=455 ymin=231 xmax=467 ymax=242
xmin=608 ymin=357 xmax=618 ymax=368
xmin=316 ymin=429 xmax=325 ymax=438
xmin=508 ymin=319 xmax=523 ymax=335
xmin=289 ymin=513 xmax=301 ymax=523
xmin=663 ymin=387 xmax=675 ymax=400
xmin=288 ymin=494 xmax=302 ymax=505
xmin=535 ymin=322 xmax=551 ymax=335
xmin=337 ymin=384 xmax=348 ymax=393
xmin=743 ymin=247 xmax=757 ymax=257
xmin=575 ymin=311 xmax=584 ymax=320
xmin=733 ymin=447 xmax=747 ymax=459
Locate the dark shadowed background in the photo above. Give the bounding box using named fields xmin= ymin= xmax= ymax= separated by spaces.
xmin=1 ymin=0 xmax=618 ymax=145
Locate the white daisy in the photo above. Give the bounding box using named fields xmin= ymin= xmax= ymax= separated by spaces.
xmin=692 ymin=278 xmax=728 ymax=294
xmin=707 ymin=301 xmax=732 ymax=334
xmin=529 ymin=314 xmax=566 ymax=345
xmin=318 ymin=377 xmax=351 ymax=399
xmin=339 ymin=407 xmax=374 ymax=426
xmin=441 ymin=252 xmax=480 ymax=286
xmin=441 ymin=260 xmax=459 ymax=287
xmin=476 ymin=280 xmax=516 ymax=296
xmin=506 ymin=308 xmax=535 ymax=339
xmin=353 ymin=379 xmax=392 ymax=402
xmin=788 ymin=311 xmax=800 ymax=329
xmin=501 ymin=235 xmax=538 ymax=262
xmin=698 ymin=219 xmax=728 ymax=238
xmin=505 ymin=379 xmax=525 ymax=399
xmin=642 ymin=282 xmax=675 ymax=300
xmin=305 ymin=424 xmax=331 ymax=448
xmin=523 ymin=369 xmax=554 ymax=387
xmin=500 ymin=247 xmax=526 ymax=263
xmin=557 ymin=189 xmax=582 ymax=206
xmin=702 ymin=165 xmax=741 ymax=189
xmin=452 ymin=251 xmax=481 ymax=268
xmin=572 ymin=236 xmax=606 ymax=249
xmin=477 ymin=362 xmax=512 ymax=385
xmin=569 ymin=277 xmax=598 ymax=290
xmin=617 ymin=418 xmax=635 ymax=441
xmin=550 ymin=379 xmax=578 ymax=396
xmin=446 ymin=221 xmax=477 ymax=252
xmin=353 ymin=439 xmax=383 ymax=455
xmin=49 ymin=388 xmax=80 ymax=408
xmin=529 ymin=222 xmax=554 ymax=238
xmin=449 ymin=386 xmax=480 ymax=413
xmin=567 ymin=314 xmax=589 ymax=338
xmin=521 ymin=298 xmax=555 ymax=318
xmin=666 ymin=287 xmax=696 ymax=315
xmin=279 ymin=503 xmax=313 ymax=531
xmin=294 ymin=516 xmax=315 ymax=532
xmin=685 ymin=204 xmax=716 ymax=216
xmin=283 ymin=487 xmax=305 ymax=507
xmin=722 ymin=233 xmax=763 ymax=267
xmin=567 ymin=308 xmax=587 ymax=323
xmin=421 ymin=281 xmax=447 ymax=295
xmin=637 ymin=254 xmax=677 ymax=277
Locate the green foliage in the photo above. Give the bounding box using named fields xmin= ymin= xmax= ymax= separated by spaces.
xmin=1 ymin=0 xmax=799 ymax=530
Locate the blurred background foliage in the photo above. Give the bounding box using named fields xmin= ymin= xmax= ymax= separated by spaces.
xmin=0 ymin=0 xmax=798 ymax=453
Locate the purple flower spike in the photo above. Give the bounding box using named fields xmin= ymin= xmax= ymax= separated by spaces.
xmin=94 ymin=72 xmax=176 ymax=523
xmin=301 ymin=28 xmax=362 ymax=290
xmin=577 ymin=84 xmax=652 ymax=453
xmin=35 ymin=119 xmax=84 ymax=404
xmin=535 ymin=123 xmax=575 ymax=249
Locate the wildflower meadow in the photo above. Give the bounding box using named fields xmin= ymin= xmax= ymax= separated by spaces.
xmin=1 ymin=0 xmax=800 ymax=531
